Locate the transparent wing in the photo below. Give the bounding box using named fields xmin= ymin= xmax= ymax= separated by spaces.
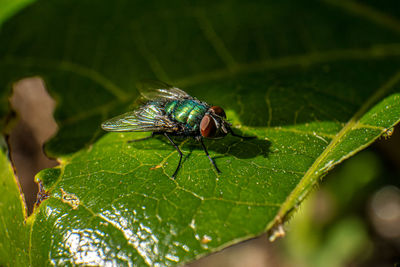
xmin=101 ymin=103 xmax=177 ymax=132
xmin=136 ymin=80 xmax=194 ymax=101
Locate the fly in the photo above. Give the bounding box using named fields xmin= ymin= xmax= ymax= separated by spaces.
xmin=101 ymin=80 xmax=254 ymax=178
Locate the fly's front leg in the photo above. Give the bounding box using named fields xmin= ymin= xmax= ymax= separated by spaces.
xmin=228 ymin=128 xmax=256 ymax=140
xmin=197 ymin=137 xmax=221 ymax=173
xmin=164 ymin=133 xmax=183 ymax=179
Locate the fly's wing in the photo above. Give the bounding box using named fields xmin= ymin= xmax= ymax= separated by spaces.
xmin=102 ymin=80 xmax=194 ymax=132
xmin=136 ymin=80 xmax=194 ymax=101
xmin=101 ymin=103 xmax=177 ymax=132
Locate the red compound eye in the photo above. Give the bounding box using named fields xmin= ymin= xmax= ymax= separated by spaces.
xmin=200 ymin=115 xmax=217 ymax=137
xmin=210 ymin=106 xmax=226 ymax=118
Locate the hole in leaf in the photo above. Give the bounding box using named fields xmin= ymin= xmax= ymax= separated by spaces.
xmin=8 ymin=77 xmax=59 ymax=214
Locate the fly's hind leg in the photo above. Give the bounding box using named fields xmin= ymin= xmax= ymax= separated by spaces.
xmin=164 ymin=133 xmax=183 ymax=179
xmin=198 ymin=137 xmax=221 ymax=173
xmin=128 ymin=132 xmax=158 ymax=143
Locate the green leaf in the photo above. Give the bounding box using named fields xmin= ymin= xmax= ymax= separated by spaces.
xmin=1 ymin=0 xmax=400 ymax=265
xmin=0 ymin=138 xmax=29 ymax=266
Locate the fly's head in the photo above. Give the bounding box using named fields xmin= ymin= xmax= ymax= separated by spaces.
xmin=200 ymin=106 xmax=231 ymax=139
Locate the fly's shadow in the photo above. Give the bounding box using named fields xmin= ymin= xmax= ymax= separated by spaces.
xmin=127 ymin=130 xmax=271 ymax=160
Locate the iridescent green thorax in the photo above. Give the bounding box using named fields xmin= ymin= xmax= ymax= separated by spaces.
xmin=165 ymin=100 xmax=208 ymax=130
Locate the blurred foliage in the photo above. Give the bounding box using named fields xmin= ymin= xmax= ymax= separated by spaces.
xmin=281 ymin=146 xmax=400 ymax=267
xmin=0 ymin=0 xmax=33 ymax=25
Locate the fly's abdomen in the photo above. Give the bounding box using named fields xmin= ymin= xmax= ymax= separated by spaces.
xmin=165 ymin=100 xmax=178 ymax=114
xmin=166 ymin=100 xmax=208 ymax=130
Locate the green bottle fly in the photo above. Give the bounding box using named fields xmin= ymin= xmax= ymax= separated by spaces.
xmin=101 ymin=80 xmax=254 ymax=178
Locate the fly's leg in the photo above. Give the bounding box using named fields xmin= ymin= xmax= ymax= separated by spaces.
xmin=128 ymin=132 xmax=157 ymax=143
xmin=198 ymin=137 xmax=221 ymax=173
xmin=228 ymin=128 xmax=256 ymax=140
xmin=164 ymin=133 xmax=183 ymax=179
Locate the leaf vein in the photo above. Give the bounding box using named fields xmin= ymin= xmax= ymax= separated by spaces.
xmin=323 ymin=0 xmax=400 ymax=34
xmin=4 ymin=57 xmax=129 ymax=100
xmin=193 ymin=8 xmax=238 ymax=71
xmin=176 ymin=44 xmax=400 ymax=86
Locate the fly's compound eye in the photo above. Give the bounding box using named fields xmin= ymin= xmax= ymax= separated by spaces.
xmin=210 ymin=106 xmax=226 ymax=118
xmin=200 ymin=115 xmax=217 ymax=137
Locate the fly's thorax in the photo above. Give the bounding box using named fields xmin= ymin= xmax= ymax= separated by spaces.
xmin=165 ymin=99 xmax=208 ymax=130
